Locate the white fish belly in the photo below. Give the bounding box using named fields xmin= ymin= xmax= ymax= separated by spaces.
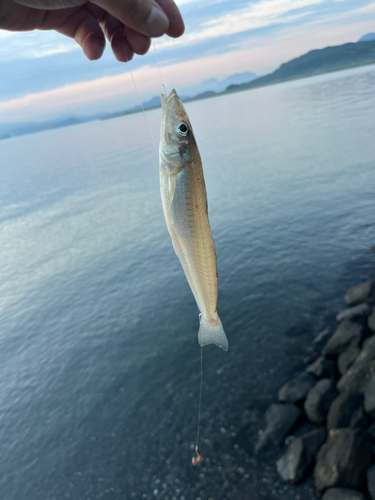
xmin=160 ymin=159 xmax=218 ymax=321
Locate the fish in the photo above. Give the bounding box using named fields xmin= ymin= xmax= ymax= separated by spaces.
xmin=159 ymin=89 xmax=228 ymax=351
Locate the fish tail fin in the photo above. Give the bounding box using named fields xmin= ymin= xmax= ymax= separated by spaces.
xmin=198 ymin=314 xmax=228 ymax=351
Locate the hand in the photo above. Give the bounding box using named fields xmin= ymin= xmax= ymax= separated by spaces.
xmin=0 ymin=0 xmax=184 ymax=61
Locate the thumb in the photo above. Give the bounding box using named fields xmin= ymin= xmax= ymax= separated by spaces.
xmin=91 ymin=0 xmax=169 ymax=38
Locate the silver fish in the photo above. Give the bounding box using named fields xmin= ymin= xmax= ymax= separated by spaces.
xmin=159 ymin=89 xmax=228 ymax=351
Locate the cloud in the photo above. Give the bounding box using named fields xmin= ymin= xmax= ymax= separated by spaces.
xmin=0 ymin=0 xmax=350 ymax=62
xmin=158 ymin=0 xmax=327 ymax=49
xmin=0 ymin=30 xmax=78 ymax=61
xmin=2 ymin=13 xmax=375 ymax=123
xmin=1 ymin=0 xmax=374 ymax=122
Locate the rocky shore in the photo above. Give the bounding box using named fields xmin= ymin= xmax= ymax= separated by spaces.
xmin=249 ymin=280 xmax=375 ymax=500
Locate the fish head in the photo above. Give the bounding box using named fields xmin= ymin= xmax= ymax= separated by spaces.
xmin=160 ymin=89 xmax=197 ymax=169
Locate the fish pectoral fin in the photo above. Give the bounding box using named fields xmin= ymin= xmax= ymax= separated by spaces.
xmin=168 ymin=174 xmax=177 ymax=210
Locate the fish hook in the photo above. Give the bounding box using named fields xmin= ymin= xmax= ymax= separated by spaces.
xmin=192 ymin=446 xmax=202 ymax=466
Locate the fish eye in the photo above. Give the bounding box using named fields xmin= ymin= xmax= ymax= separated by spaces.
xmin=176 ymin=121 xmax=189 ymax=137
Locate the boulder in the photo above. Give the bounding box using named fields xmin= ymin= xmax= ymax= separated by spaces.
xmin=304 ymin=379 xmax=338 ymax=424
xmin=337 ymin=347 xmax=360 ymax=375
xmin=364 ymin=373 xmax=375 ymax=417
xmin=322 ymin=488 xmax=366 ymax=500
xmin=336 ymin=303 xmax=372 ymax=322
xmin=337 ymin=335 xmax=375 ymax=393
xmin=345 ymin=280 xmax=375 ymax=306
xmin=314 ymin=429 xmax=372 ymax=491
xmin=326 ymin=392 xmax=363 ymax=430
xmin=367 ymin=464 xmax=375 ymax=500
xmin=349 ymin=406 xmax=370 ymax=429
xmin=323 ymin=319 xmax=365 ymax=357
xmin=276 ymin=428 xmax=326 ymax=483
xmin=254 ymin=404 xmax=302 ymax=454
xmin=366 ymin=422 xmax=375 ymax=441
xmin=368 ymin=308 xmax=375 ymax=333
xmin=278 ymin=373 xmax=316 ymax=404
xmin=306 ymin=356 xmax=336 ymax=379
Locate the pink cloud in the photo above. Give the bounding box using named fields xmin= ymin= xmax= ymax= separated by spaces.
xmin=1 ymin=15 xmax=374 ymax=122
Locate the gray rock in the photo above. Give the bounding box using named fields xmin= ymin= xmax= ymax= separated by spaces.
xmin=366 ymin=422 xmax=375 ymax=441
xmin=278 ymin=373 xmax=316 ymax=404
xmin=337 ymin=335 xmax=375 ymax=393
xmin=336 ymin=303 xmax=372 ymax=322
xmin=349 ymin=406 xmax=370 ymax=429
xmin=337 ymin=347 xmax=360 ymax=375
xmin=304 ymin=379 xmax=338 ymax=424
xmin=345 ymin=280 xmax=375 ymax=306
xmin=326 ymin=392 xmax=363 ymax=430
xmin=306 ymin=357 xmax=336 ymax=379
xmin=368 ymin=308 xmax=375 ymax=333
xmin=322 ymin=488 xmax=366 ymax=500
xmin=276 ymin=428 xmax=326 ymax=483
xmin=367 ymin=464 xmax=375 ymax=500
xmin=314 ymin=429 xmax=372 ymax=491
xmin=254 ymin=404 xmax=302 ymax=454
xmin=323 ymin=319 xmax=365 ymax=357
xmin=314 ymin=328 xmax=331 ymax=345
xmin=364 ymin=373 xmax=375 ymax=417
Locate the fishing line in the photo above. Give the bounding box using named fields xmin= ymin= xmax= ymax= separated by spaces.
xmin=126 ymin=38 xmax=206 ymax=466
xmin=124 ymin=46 xmax=160 ymax=162
xmin=127 ymin=66 xmax=159 ymax=161
xmin=152 ymin=39 xmax=166 ymax=95
xmin=150 ymin=39 xmax=205 ymax=466
xmin=192 ymin=347 xmax=203 ymax=466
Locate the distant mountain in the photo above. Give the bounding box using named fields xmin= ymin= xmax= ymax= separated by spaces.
xmin=0 ymin=113 xmax=108 ymax=140
xmin=359 ymin=33 xmax=375 ymax=42
xmin=0 ymin=116 xmax=83 ymax=139
xmin=194 ymin=90 xmax=217 ymax=99
xmin=3 ymin=38 xmax=375 ymax=141
xmin=226 ymin=40 xmax=375 ymax=94
xmin=0 ymin=70 xmax=258 ymax=139
xmin=102 ymin=73 xmax=257 ymax=121
xmin=183 ymin=71 xmax=257 ymax=97
xmin=101 ymin=93 xmax=192 ymax=121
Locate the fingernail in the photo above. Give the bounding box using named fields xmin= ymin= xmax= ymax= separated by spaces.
xmin=146 ymin=6 xmax=169 ymax=37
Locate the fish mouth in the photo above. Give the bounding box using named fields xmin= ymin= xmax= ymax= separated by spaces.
xmin=161 ymin=89 xmax=180 ymax=110
xmin=165 ymin=89 xmax=178 ymax=102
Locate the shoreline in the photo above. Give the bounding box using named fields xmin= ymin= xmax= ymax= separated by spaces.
xmin=101 ymin=61 xmax=375 ymax=121
xmin=2 ymin=61 xmax=374 ymax=142
xmin=241 ymin=278 xmax=375 ymax=499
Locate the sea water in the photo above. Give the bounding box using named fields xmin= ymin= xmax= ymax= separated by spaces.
xmin=0 ymin=65 xmax=375 ymax=499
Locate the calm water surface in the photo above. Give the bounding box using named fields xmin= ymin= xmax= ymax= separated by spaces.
xmin=1 ymin=66 xmax=375 ymax=500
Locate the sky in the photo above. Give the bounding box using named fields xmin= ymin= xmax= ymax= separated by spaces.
xmin=0 ymin=0 xmax=375 ymax=123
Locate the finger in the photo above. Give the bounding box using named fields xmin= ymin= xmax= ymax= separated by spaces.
xmin=87 ymin=5 xmax=151 ymax=55
xmin=124 ymin=26 xmax=151 ymax=55
xmin=86 ymin=6 xmax=146 ymax=60
xmin=50 ymin=8 xmax=106 ymax=60
xmin=92 ymin=7 xmax=122 ymax=41
xmin=87 ymin=9 xmax=131 ymax=61
xmin=155 ymin=0 xmax=184 ymax=38
xmin=0 ymin=0 xmax=45 ymax=31
xmin=90 ymin=0 xmax=169 ymax=38
xmin=14 ymin=0 xmax=86 ymax=9
xmin=111 ymin=26 xmax=134 ymax=62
